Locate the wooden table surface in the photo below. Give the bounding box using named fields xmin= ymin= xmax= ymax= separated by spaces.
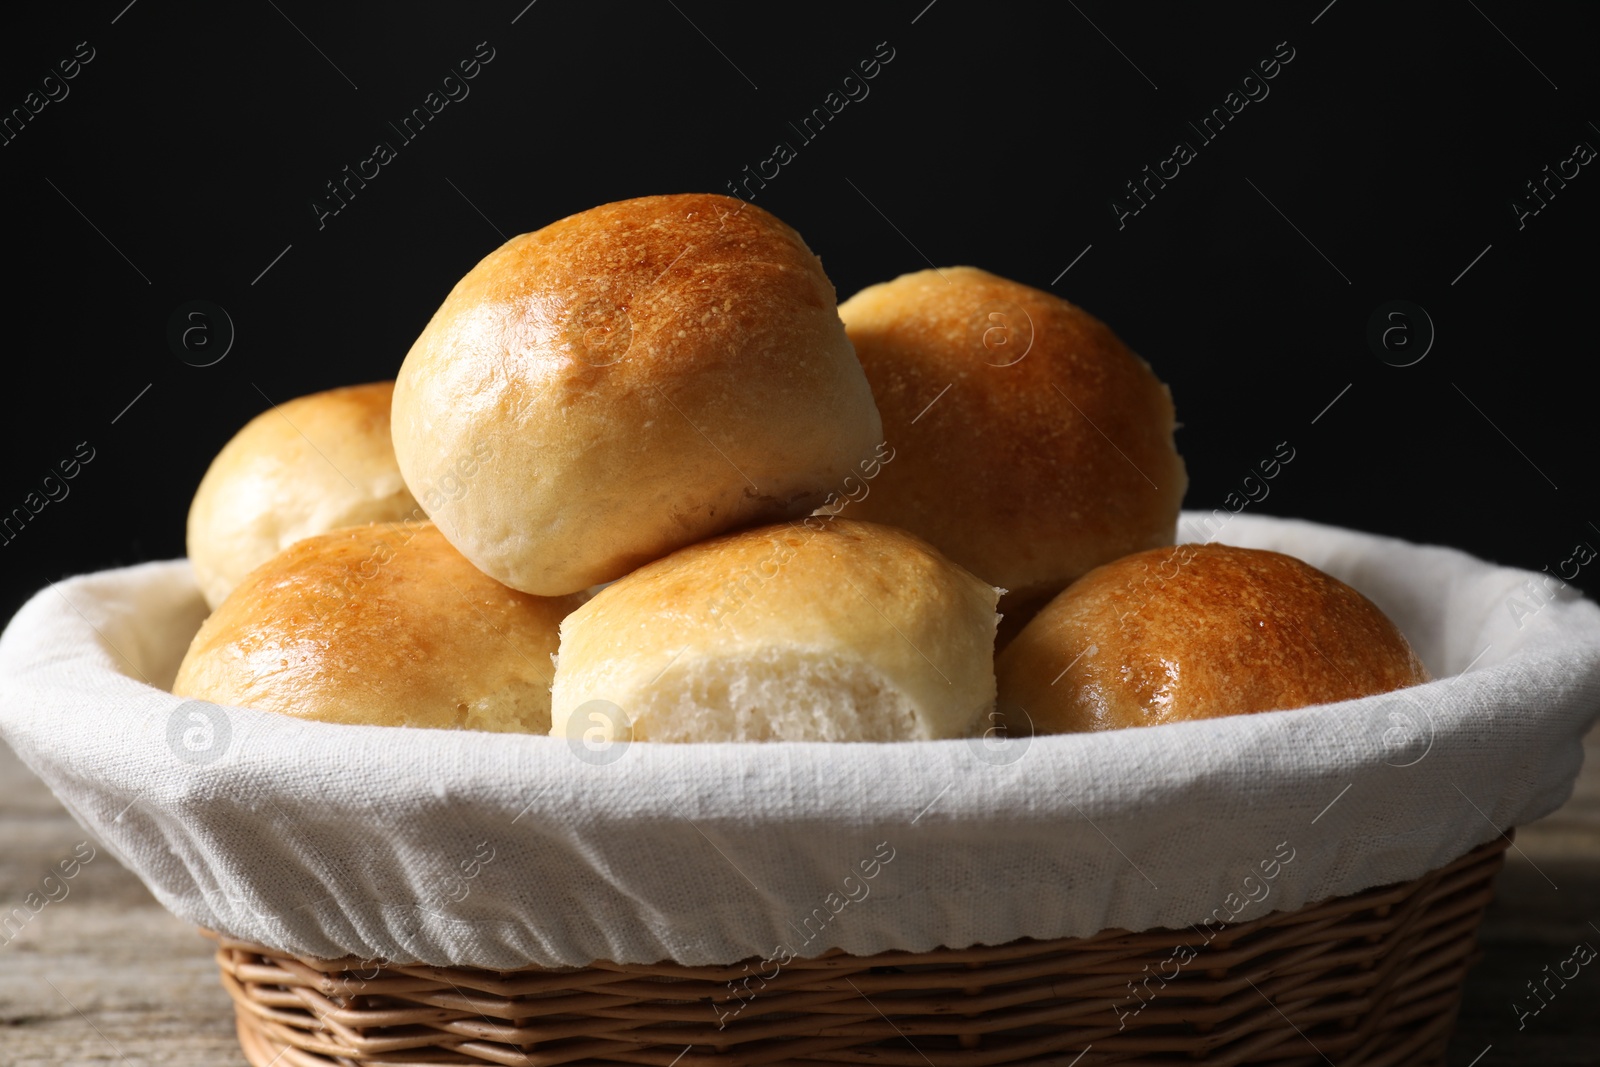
xmin=1 ymin=728 xmax=1596 ymax=1067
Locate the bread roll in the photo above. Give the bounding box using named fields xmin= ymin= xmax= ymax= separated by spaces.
xmin=550 ymin=518 xmax=1000 ymax=743
xmin=173 ymin=522 xmax=583 ymax=732
xmin=997 ymin=543 xmax=1429 ymax=732
xmin=392 ymin=193 xmax=883 ymax=597
xmin=838 ymin=267 xmax=1186 ymax=623
xmin=186 ymin=382 xmax=420 ymax=610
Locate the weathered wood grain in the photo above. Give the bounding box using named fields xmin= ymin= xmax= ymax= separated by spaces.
xmin=0 ymin=742 xmax=239 ymax=1066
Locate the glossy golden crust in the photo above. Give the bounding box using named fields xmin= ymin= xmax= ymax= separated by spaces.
xmin=186 ymin=382 xmax=421 ymax=610
xmin=997 ymin=544 xmax=1429 ymax=732
xmin=550 ymin=518 xmax=1000 ymax=742
xmin=392 ymin=193 xmax=883 ymax=597
xmin=173 ymin=523 xmax=583 ymax=732
xmin=839 ymin=267 xmax=1186 ymax=607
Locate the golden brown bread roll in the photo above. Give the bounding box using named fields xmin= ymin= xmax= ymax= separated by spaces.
xmin=186 ymin=382 xmax=420 ymax=610
xmin=550 ymin=518 xmax=1000 ymax=743
xmin=838 ymin=267 xmax=1186 ymax=624
xmin=173 ymin=522 xmax=583 ymax=732
xmin=392 ymin=193 xmax=883 ymax=597
xmin=996 ymin=543 xmax=1429 ymax=732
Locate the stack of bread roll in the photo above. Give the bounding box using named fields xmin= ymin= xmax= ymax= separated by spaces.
xmin=173 ymin=193 xmax=1428 ymax=744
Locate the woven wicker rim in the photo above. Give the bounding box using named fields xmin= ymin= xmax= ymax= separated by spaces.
xmin=214 ymin=833 xmax=1509 ymax=1066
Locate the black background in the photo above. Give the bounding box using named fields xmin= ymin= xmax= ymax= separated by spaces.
xmin=2 ymin=0 xmax=1596 ymax=625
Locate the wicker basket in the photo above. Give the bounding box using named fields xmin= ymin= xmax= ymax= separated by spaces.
xmin=210 ymin=833 xmax=1508 ymax=1067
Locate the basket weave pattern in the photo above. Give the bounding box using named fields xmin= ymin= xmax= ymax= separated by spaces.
xmin=215 ymin=835 xmax=1507 ymax=1067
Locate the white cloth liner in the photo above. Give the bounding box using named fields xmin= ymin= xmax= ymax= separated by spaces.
xmin=1 ymin=513 xmax=1596 ymax=970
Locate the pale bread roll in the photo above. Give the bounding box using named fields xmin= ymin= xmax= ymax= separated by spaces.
xmin=173 ymin=522 xmax=583 ymax=733
xmin=838 ymin=267 xmax=1186 ymax=629
xmin=392 ymin=193 xmax=883 ymax=597
xmin=186 ymin=382 xmax=420 ymax=610
xmin=997 ymin=543 xmax=1429 ymax=732
xmin=550 ymin=518 xmax=1000 ymax=743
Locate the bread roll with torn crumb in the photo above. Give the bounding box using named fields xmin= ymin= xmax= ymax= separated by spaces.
xmin=997 ymin=543 xmax=1429 ymax=732
xmin=173 ymin=522 xmax=583 ymax=733
xmin=186 ymin=382 xmax=420 ymax=610
xmin=550 ymin=518 xmax=1001 ymax=742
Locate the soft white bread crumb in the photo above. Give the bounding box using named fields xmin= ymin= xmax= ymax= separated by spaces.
xmin=551 ymin=518 xmax=1000 ymax=743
